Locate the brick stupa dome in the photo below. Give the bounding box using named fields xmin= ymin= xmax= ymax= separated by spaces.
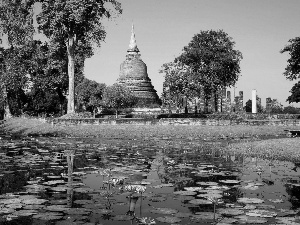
xmin=117 ymin=24 xmax=161 ymax=107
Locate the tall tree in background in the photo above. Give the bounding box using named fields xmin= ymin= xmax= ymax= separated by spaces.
xmin=281 ymin=37 xmax=300 ymax=103
xmin=0 ymin=0 xmax=35 ymax=118
xmin=102 ymin=84 xmax=136 ymax=118
xmin=36 ymin=0 xmax=122 ymax=114
xmin=75 ymin=78 xmax=106 ymax=117
xmin=176 ymin=30 xmax=242 ymax=111
xmin=160 ymin=62 xmax=199 ymax=112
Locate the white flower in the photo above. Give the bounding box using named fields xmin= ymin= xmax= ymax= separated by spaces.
xmin=137 ymin=217 xmax=156 ymax=225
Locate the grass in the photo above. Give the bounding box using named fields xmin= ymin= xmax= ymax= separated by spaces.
xmin=1 ymin=117 xmax=300 ymax=162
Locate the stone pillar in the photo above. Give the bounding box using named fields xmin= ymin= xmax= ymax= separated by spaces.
xmin=226 ymin=91 xmax=231 ymax=113
xmin=266 ymin=97 xmax=272 ymax=114
xmin=252 ymin=89 xmax=257 ymax=113
xmin=239 ymin=91 xmax=243 ymax=112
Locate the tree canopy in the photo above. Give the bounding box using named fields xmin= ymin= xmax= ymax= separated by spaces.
xmin=281 ymin=37 xmax=300 ymax=104
xmin=36 ymin=0 xmax=122 ymax=113
xmin=161 ymin=29 xmax=242 ymax=112
xmin=102 ymin=83 xmax=136 ymax=118
xmin=75 ymin=78 xmax=106 ymax=116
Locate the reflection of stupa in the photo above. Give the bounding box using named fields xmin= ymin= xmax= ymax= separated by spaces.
xmin=117 ymin=24 xmax=161 ymax=107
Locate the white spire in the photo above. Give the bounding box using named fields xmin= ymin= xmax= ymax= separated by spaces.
xmin=128 ymin=23 xmax=139 ymax=52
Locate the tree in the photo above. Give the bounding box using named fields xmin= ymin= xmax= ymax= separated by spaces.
xmin=0 ymin=0 xmax=35 ymax=118
xmin=281 ymin=37 xmax=300 ymax=104
xmin=102 ymin=83 xmax=136 ymax=118
xmin=283 ymin=106 xmax=300 ymax=114
xmin=160 ymin=62 xmax=198 ymax=112
xmin=175 ymin=30 xmax=242 ymax=111
xmin=36 ymin=0 xmax=122 ymax=114
xmin=267 ymin=98 xmax=283 ymax=114
xmin=75 ymin=78 xmax=106 ymax=117
xmin=286 ymin=81 xmax=300 ymax=103
xmin=245 ymin=98 xmax=264 ymax=113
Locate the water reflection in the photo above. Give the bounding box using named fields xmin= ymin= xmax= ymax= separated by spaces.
xmin=0 ymin=133 xmax=300 ymax=224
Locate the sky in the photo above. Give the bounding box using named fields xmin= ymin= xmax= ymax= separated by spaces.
xmin=83 ymin=0 xmax=300 ymax=107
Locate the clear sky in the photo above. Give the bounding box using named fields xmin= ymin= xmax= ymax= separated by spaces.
xmin=83 ymin=0 xmax=300 ymax=107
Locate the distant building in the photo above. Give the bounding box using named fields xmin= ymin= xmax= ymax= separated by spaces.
xmin=117 ymin=25 xmax=161 ymax=107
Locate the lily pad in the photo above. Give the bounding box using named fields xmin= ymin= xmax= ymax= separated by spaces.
xmin=235 ymin=215 xmax=268 ymax=224
xmin=246 ymin=209 xmax=277 ymax=218
xmin=184 ymin=187 xmax=202 ymax=192
xmin=22 ymin=198 xmax=48 ymax=205
xmin=32 ymin=212 xmax=63 ymax=220
xmin=112 ymin=214 xmax=134 ymax=221
xmin=173 ymin=190 xmax=196 ymax=196
xmin=12 ymin=209 xmax=38 ymax=216
xmin=150 ymin=207 xmax=178 ymax=215
xmin=191 ymin=212 xmax=221 ymax=221
xmin=217 ymin=208 xmax=244 ymax=216
xmin=237 ymin=197 xmax=264 ymax=204
xmin=219 ymin=179 xmax=241 ymax=184
xmin=188 ymin=199 xmax=212 ymax=205
xmin=197 ymin=181 xmax=218 ymax=186
xmin=156 ymin=216 xmax=181 ymax=223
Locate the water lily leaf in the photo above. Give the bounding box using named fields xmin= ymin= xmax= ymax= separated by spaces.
xmin=22 ymin=198 xmax=48 ymax=205
xmin=23 ymin=205 xmax=45 ymax=210
xmin=150 ymin=207 xmax=178 ymax=215
xmin=197 ymin=193 xmax=223 ymax=199
xmin=32 ymin=212 xmax=63 ymax=220
xmin=219 ymin=179 xmax=241 ymax=184
xmin=184 ymin=187 xmax=202 ymax=192
xmin=173 ymin=212 xmax=193 ymax=218
xmin=217 ymin=208 xmax=244 ymax=216
xmin=156 ymin=216 xmax=181 ymax=223
xmin=112 ymin=214 xmax=134 ymax=221
xmin=196 ymin=181 xmax=218 ymax=186
xmin=65 ymin=208 xmax=91 ymax=215
xmin=0 ymin=207 xmax=15 ymax=214
xmin=73 ymin=200 xmax=94 ymax=205
xmin=173 ymin=190 xmax=196 ymax=196
xmin=45 ymin=205 xmax=70 ymax=212
xmin=237 ymin=197 xmax=264 ymax=204
xmin=5 ymin=203 xmax=22 ymax=209
xmin=235 ymin=215 xmax=268 ymax=224
xmin=12 ymin=209 xmax=38 ymax=216
xmin=92 ymin=208 xmax=113 ymax=214
xmin=43 ymin=180 xmax=65 ymax=185
xmin=188 ymin=199 xmax=212 ymax=205
xmin=246 ymin=209 xmax=277 ymax=218
xmin=191 ymin=212 xmax=221 ymax=221
xmin=0 ymin=198 xmax=22 ymax=204
xmin=268 ymin=198 xmax=284 ymax=203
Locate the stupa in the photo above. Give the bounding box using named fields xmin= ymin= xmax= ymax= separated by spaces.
xmin=117 ymin=24 xmax=161 ymax=107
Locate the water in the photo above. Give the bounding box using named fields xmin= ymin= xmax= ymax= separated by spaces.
xmin=0 ymin=132 xmax=300 ymax=224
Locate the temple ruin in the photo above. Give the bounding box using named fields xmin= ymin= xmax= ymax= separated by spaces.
xmin=117 ymin=25 xmax=161 ymax=107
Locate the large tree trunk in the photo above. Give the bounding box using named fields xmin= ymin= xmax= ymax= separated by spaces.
xmin=66 ymin=35 xmax=76 ymax=114
xmin=3 ymin=87 xmax=12 ymax=119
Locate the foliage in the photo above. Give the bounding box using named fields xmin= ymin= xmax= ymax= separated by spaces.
xmin=266 ymin=98 xmax=283 ymax=114
xmin=36 ymin=0 xmax=122 ymax=113
xmin=75 ymin=78 xmax=106 ymax=115
xmin=281 ymin=37 xmax=300 ymax=104
xmin=283 ymin=105 xmax=300 ymax=114
xmin=102 ymin=83 xmax=136 ymax=117
xmin=171 ymin=30 xmax=242 ymax=111
xmin=286 ymin=81 xmax=300 ymax=103
xmin=245 ymin=99 xmax=264 ymax=113
xmin=281 ymin=37 xmax=300 ymax=81
xmin=24 ymin=88 xmax=65 ymax=117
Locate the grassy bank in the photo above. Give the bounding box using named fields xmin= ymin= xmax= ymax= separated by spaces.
xmin=1 ymin=118 xmax=300 ymax=162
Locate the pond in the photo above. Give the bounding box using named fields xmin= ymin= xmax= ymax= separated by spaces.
xmin=0 ymin=130 xmax=300 ymax=225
